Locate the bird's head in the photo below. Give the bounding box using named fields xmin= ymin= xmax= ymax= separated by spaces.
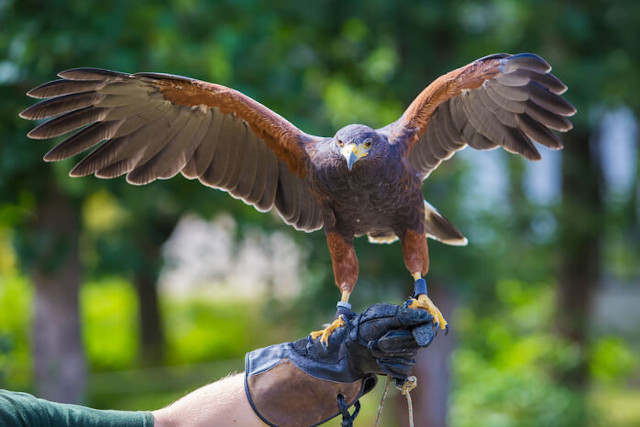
xmin=334 ymin=124 xmax=383 ymax=171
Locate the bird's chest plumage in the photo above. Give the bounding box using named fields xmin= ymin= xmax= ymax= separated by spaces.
xmin=311 ymin=149 xmax=421 ymax=236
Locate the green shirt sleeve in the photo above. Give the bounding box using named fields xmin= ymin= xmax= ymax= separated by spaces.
xmin=0 ymin=389 xmax=153 ymax=427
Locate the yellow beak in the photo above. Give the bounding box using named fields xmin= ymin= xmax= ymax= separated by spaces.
xmin=340 ymin=143 xmax=368 ymax=171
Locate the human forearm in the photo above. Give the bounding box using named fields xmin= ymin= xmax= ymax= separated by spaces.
xmin=152 ymin=373 xmax=265 ymax=427
xmin=0 ymin=389 xmax=152 ymax=426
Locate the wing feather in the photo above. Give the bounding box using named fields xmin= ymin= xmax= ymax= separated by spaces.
xmin=437 ymin=103 xmax=466 ymax=150
xmin=516 ymin=113 xmax=563 ymax=149
xmin=21 ymin=92 xmax=105 ymax=119
xmin=28 ymin=106 xmax=109 ymax=139
xmin=257 ymin=150 xmax=279 ymax=211
xmin=44 ymin=120 xmax=124 ymax=161
xmin=246 ymin=135 xmax=269 ymax=210
xmin=202 ymin=113 xmax=234 ymax=187
xmin=231 ymin=129 xmax=261 ymax=199
xmin=275 ymin=165 xmax=302 ymax=226
xmin=487 ymin=81 xmax=529 ymax=102
xmin=528 ymin=81 xmax=575 ymax=115
xmin=474 ymin=89 xmax=518 ymax=127
xmin=384 ymin=53 xmax=575 ymax=178
xmin=95 ymin=159 xmax=135 ymax=179
xmin=485 ymin=83 xmax=526 ymax=113
xmin=27 ymin=79 xmax=110 ymax=99
xmin=126 ymin=111 xmax=207 ymax=184
xmin=57 ymin=68 xmax=127 ymax=80
xmin=525 ymin=99 xmax=573 ymax=131
xmin=217 ymin=117 xmax=247 ymax=190
xmin=70 ymin=110 xmax=181 ymax=177
xmin=495 ymin=69 xmax=567 ymax=94
xmin=183 ymin=108 xmax=225 ymax=179
xmin=22 ymin=68 xmax=324 ymax=231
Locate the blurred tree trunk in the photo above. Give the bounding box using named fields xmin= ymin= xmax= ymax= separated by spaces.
xmin=557 ymin=128 xmax=602 ymax=397
xmin=133 ymin=235 xmax=166 ymax=367
xmin=131 ymin=217 xmax=176 ymax=366
xmin=394 ymin=283 xmax=455 ymax=427
xmin=31 ymin=185 xmax=86 ymax=404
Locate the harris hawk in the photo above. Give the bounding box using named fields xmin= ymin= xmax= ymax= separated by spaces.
xmin=21 ymin=53 xmax=575 ymax=344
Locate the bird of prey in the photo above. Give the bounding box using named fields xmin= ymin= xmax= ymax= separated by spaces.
xmin=21 ymin=53 xmax=574 ymax=344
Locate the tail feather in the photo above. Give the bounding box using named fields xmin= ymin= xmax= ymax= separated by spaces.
xmin=367 ymin=201 xmax=467 ymax=246
xmin=367 ymin=231 xmax=399 ymax=244
xmin=423 ymin=200 xmax=468 ymax=246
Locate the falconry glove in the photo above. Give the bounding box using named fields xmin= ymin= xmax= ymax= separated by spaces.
xmin=245 ymin=303 xmax=435 ymax=427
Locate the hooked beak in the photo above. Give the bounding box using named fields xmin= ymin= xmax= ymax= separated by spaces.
xmin=340 ymin=143 xmax=367 ymax=171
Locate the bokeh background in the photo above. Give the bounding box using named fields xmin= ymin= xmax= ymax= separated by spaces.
xmin=1 ymin=1 xmax=639 ymax=426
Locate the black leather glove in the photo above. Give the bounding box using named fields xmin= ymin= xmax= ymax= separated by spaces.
xmin=245 ymin=302 xmax=434 ymax=427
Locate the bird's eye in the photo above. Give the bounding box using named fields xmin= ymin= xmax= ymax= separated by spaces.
xmin=337 ymin=139 xmax=344 ymax=146
xmin=363 ymin=140 xmax=372 ymax=149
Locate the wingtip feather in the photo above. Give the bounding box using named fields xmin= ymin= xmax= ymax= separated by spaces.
xmin=58 ymin=68 xmax=127 ymax=80
xmin=501 ymin=53 xmax=551 ymax=74
xmin=18 ymin=108 xmax=31 ymax=119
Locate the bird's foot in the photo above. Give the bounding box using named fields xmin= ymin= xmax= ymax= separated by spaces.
xmin=407 ymin=295 xmax=448 ymax=332
xmin=309 ymin=301 xmax=353 ymax=348
xmin=309 ymin=315 xmax=347 ymax=348
xmin=406 ymin=278 xmax=448 ymax=333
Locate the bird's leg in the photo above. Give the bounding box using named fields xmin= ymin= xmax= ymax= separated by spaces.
xmin=402 ymin=229 xmax=447 ymax=332
xmin=407 ymin=273 xmax=448 ymax=332
xmin=309 ymin=232 xmax=358 ymax=347
xmin=309 ymin=290 xmax=353 ymax=346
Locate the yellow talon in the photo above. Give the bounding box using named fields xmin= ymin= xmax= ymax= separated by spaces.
xmin=408 ymin=294 xmax=448 ymax=331
xmin=309 ymin=316 xmax=347 ymax=347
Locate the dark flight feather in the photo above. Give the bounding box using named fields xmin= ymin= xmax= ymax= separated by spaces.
xmin=384 ymin=53 xmax=575 ymax=179
xmin=21 ymin=68 xmax=323 ymax=232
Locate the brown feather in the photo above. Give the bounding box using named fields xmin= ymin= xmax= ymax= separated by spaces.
xmin=44 ymin=120 xmax=123 ymax=161
xmin=28 ymin=107 xmax=109 ymax=139
xmin=20 ymin=92 xmax=105 ymax=120
xmin=528 ymin=82 xmax=576 ymax=116
xmin=516 ymin=113 xmax=563 ymax=149
xmin=245 ymin=136 xmax=269 ymax=209
xmin=183 ymin=109 xmax=224 ymax=179
xmin=217 ymin=118 xmax=248 ymax=190
xmin=525 ymin=100 xmax=573 ymax=131
xmin=27 ymin=79 xmax=109 ymax=99
xmin=388 ymin=53 xmax=574 ymax=179
xmin=148 ymin=75 xmax=309 ymax=178
xmin=127 ymin=112 xmax=207 ymax=184
xmin=231 ymin=130 xmax=261 ymax=199
xmin=57 ymin=68 xmax=127 ymax=80
xmin=22 ymin=68 xmax=323 ymax=232
xmin=201 ymin=113 xmax=235 ymax=187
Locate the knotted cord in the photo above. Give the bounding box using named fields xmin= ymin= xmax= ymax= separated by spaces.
xmin=374 ymin=376 xmax=392 ymax=427
xmin=374 ymin=375 xmax=417 ymax=427
xmin=397 ymin=376 xmax=417 ymax=427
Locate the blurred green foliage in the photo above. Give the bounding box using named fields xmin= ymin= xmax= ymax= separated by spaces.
xmin=451 ymin=278 xmax=640 ymax=426
xmin=163 ymin=298 xmax=290 ymax=364
xmin=81 ymin=278 xmax=139 ymax=371
xmin=452 ymin=281 xmax=585 ymax=426
xmin=590 ymin=337 xmax=637 ymax=385
xmin=0 ymin=232 xmax=32 ymax=390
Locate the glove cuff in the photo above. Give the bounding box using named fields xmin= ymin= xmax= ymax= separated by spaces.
xmin=245 ymin=345 xmax=376 ymax=427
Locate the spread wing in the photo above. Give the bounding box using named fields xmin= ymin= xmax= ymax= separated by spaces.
xmin=21 ymin=68 xmax=324 ymax=231
xmin=384 ymin=53 xmax=576 ymax=179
